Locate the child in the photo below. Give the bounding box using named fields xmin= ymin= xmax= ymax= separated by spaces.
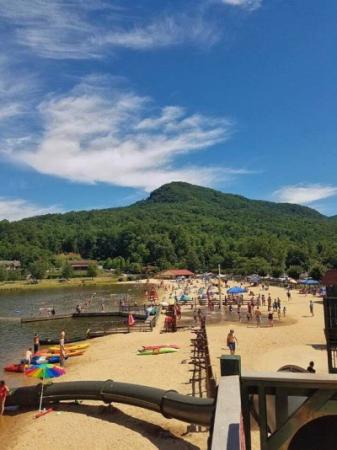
xmin=0 ymin=380 xmax=9 ymax=415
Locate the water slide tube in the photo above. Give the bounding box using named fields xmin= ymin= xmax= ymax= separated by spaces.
xmin=5 ymin=380 xmax=215 ymax=427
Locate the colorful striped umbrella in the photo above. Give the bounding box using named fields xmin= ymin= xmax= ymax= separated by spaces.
xmin=25 ymin=364 xmax=65 ymax=412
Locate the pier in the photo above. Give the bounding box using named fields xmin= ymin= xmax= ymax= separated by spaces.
xmin=20 ymin=305 xmax=148 ymax=324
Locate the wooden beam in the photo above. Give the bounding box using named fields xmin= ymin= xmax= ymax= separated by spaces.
xmin=211 ymin=376 xmax=242 ymax=450
xmin=275 ymin=388 xmax=288 ymax=429
xmin=267 ymin=389 xmax=336 ymax=450
xmin=241 ymin=383 xmax=251 ymax=450
xmin=258 ymin=385 xmax=269 ymax=450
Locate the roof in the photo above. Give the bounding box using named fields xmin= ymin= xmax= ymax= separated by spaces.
xmin=321 ymin=269 xmax=337 ymax=286
xmin=160 ymin=269 xmax=194 ymax=277
xmin=70 ymin=259 xmax=96 ymax=267
xmin=0 ymin=260 xmax=21 ymax=266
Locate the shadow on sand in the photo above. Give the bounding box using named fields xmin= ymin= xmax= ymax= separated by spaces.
xmin=51 ymin=402 xmax=201 ymax=450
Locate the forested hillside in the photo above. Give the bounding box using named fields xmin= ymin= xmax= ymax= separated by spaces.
xmin=1 ymin=182 xmax=337 ymax=278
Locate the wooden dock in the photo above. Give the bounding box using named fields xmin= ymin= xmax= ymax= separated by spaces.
xmin=21 ymin=309 xmax=147 ymax=323
xmin=21 ymin=314 xmax=73 ymax=323
xmin=87 ymin=310 xmax=160 ymax=338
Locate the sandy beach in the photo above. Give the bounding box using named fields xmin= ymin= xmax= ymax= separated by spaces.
xmin=1 ymin=281 xmax=327 ymax=450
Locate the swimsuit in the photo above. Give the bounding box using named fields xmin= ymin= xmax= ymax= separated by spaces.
xmin=0 ymin=386 xmax=8 ymax=399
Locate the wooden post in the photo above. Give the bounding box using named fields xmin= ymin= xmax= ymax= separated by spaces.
xmin=211 ymin=376 xmax=242 ymax=450
xmin=275 ymin=387 xmax=288 ymax=429
xmin=258 ymin=385 xmax=268 ymax=450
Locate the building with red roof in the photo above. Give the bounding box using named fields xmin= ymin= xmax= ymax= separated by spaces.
xmin=157 ymin=269 xmax=194 ymax=279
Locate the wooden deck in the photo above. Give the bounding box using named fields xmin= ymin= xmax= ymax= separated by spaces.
xmin=21 ymin=314 xmax=73 ymax=323
xmin=210 ymin=365 xmax=337 ymax=450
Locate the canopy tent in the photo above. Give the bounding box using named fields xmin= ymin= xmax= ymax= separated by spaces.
xmin=227 ymin=286 xmax=246 ymax=294
xmin=180 ymin=294 xmax=191 ymax=302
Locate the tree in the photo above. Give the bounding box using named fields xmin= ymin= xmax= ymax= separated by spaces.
xmin=271 ymin=267 xmax=283 ymax=278
xmin=61 ymin=262 xmax=74 ymax=279
xmin=103 ymin=258 xmax=113 ymax=269
xmin=287 ymin=265 xmax=303 ymax=280
xmin=309 ymin=264 xmax=325 ymax=281
xmin=29 ymin=261 xmax=47 ymax=280
xmin=87 ymin=263 xmax=98 ymax=278
xmin=0 ymin=266 xmax=8 ymax=282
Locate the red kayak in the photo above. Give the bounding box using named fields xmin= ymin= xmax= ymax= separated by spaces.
xmin=4 ymin=363 xmax=25 ymax=373
xmin=141 ymin=344 xmax=180 ymax=350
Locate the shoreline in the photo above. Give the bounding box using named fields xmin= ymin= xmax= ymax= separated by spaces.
xmin=2 ymin=280 xmax=328 ymax=450
xmin=0 ymin=276 xmax=153 ymax=294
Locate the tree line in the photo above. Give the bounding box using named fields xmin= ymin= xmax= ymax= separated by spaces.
xmin=0 ymin=182 xmax=336 ymax=280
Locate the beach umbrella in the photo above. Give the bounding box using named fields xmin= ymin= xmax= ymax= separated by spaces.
xmin=25 ymin=364 xmax=65 ymax=412
xmin=227 ymin=286 xmax=246 ymax=294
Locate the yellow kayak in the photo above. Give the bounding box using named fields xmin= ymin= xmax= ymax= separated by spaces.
xmin=48 ymin=343 xmax=90 ymax=353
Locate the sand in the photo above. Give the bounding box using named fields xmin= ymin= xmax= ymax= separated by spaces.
xmin=1 ymin=281 xmax=327 ymax=450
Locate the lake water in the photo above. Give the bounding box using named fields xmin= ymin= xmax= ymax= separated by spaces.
xmin=0 ymin=284 xmax=147 ymax=386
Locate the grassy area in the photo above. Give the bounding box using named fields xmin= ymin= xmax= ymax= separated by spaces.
xmin=0 ymin=276 xmax=122 ymax=292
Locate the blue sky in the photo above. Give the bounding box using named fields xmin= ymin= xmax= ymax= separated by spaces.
xmin=0 ymin=0 xmax=336 ymax=220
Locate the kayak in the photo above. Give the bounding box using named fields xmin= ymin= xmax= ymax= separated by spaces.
xmin=39 ymin=336 xmax=86 ymax=346
xmin=4 ymin=363 xmax=25 ymax=373
xmin=137 ymin=348 xmax=178 ymax=356
xmin=141 ymin=344 xmax=180 ymax=350
xmin=31 ymin=356 xmax=48 ymax=364
xmin=32 ymin=355 xmax=67 ymax=364
xmin=35 ymin=350 xmax=85 ymax=358
xmin=48 ymin=343 xmax=89 ymax=353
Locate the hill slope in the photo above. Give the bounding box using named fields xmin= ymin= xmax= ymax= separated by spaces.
xmin=0 ymin=182 xmax=337 ymax=275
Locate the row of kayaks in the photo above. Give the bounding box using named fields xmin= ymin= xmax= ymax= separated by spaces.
xmin=4 ymin=343 xmax=90 ymax=373
xmin=5 ymin=341 xmax=180 ymax=371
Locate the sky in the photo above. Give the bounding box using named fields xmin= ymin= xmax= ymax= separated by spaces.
xmin=0 ymin=0 xmax=336 ymax=220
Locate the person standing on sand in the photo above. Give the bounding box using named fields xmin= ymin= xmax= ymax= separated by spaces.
xmin=59 ymin=330 xmax=66 ymax=367
xmin=0 ymin=380 xmax=9 ymax=415
xmin=268 ymin=312 xmax=274 ymax=327
xmin=309 ymin=300 xmax=314 ymax=316
xmin=33 ymin=333 xmax=40 ymax=354
xmin=287 ymin=290 xmax=291 ymax=301
xmin=283 ymin=306 xmax=286 ymax=317
xmin=227 ymin=329 xmax=238 ymax=355
xmin=255 ymin=307 xmax=262 ymax=327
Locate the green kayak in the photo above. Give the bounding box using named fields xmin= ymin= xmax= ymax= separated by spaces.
xmin=137 ymin=347 xmax=178 ymax=356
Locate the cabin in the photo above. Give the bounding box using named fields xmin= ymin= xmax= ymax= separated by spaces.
xmin=0 ymin=260 xmax=21 ymax=270
xmin=70 ymin=260 xmax=96 ymax=271
xmin=157 ymin=269 xmax=194 ymax=279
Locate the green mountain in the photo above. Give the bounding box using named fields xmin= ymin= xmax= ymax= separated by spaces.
xmin=1 ymin=182 xmax=337 ymax=276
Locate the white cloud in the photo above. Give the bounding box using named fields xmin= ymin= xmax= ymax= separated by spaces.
xmin=0 ymin=198 xmax=61 ymax=221
xmin=220 ymin=0 xmax=262 ymax=11
xmin=0 ymin=1 xmax=220 ymax=59
xmin=94 ymin=15 xmax=220 ymax=50
xmin=273 ymin=184 xmax=337 ymax=205
xmin=0 ymin=57 xmax=38 ymax=124
xmin=3 ymin=80 xmax=247 ymax=192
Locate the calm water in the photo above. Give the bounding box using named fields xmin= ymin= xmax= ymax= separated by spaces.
xmin=0 ymin=284 xmax=146 ymax=385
